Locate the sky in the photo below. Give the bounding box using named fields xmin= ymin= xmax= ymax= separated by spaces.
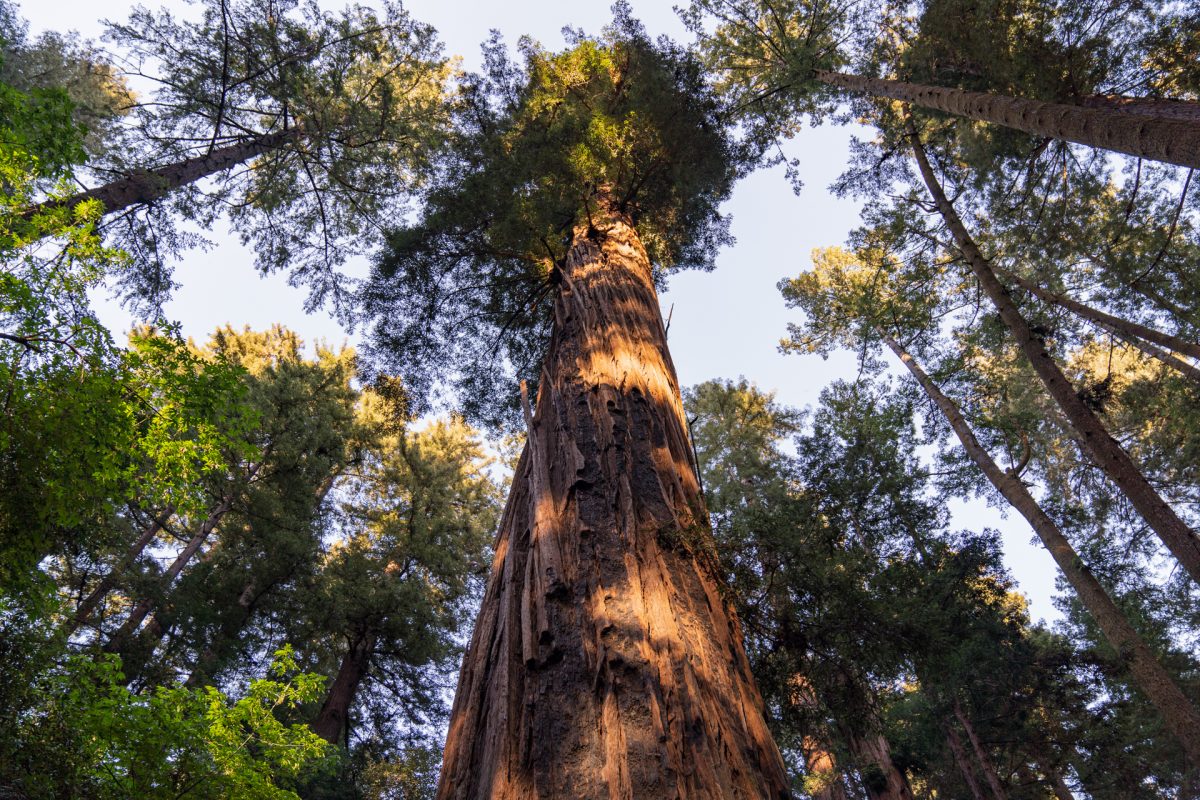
xmin=18 ymin=0 xmax=1064 ymax=621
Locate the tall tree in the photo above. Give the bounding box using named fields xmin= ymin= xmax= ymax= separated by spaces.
xmin=361 ymin=14 xmax=788 ymax=798
xmin=686 ymin=0 xmax=1200 ymax=168
xmin=25 ymin=0 xmax=451 ymax=310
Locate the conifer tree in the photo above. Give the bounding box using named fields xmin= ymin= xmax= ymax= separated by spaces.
xmin=361 ymin=12 xmax=787 ymax=797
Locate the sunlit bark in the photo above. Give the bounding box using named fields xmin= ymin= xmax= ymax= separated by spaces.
xmin=436 ymin=197 xmax=788 ymax=799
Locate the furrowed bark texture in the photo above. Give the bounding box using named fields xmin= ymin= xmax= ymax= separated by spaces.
xmin=906 ymin=122 xmax=1200 ymax=587
xmin=882 ymin=334 xmax=1200 ymax=767
xmin=817 ymin=70 xmax=1200 ymax=169
xmin=436 ymin=208 xmax=789 ymax=799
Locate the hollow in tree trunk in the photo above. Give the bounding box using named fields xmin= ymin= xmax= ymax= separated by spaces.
xmin=436 ymin=199 xmax=789 ymax=799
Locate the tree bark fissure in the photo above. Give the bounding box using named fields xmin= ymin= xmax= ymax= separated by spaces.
xmin=906 ymin=121 xmax=1200 ymax=587
xmin=845 ymin=729 xmax=915 ymax=800
xmin=881 ymin=333 xmax=1200 ymax=766
xmin=436 ymin=200 xmax=788 ymax=799
xmin=816 ymin=70 xmax=1200 ymax=169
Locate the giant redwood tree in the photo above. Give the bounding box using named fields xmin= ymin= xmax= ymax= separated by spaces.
xmin=360 ymin=13 xmax=789 ymax=798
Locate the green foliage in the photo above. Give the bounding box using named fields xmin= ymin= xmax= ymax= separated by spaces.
xmin=361 ymin=9 xmax=751 ymax=425
xmin=0 ymin=629 xmax=333 ymax=799
xmin=94 ymin=0 xmax=451 ymax=310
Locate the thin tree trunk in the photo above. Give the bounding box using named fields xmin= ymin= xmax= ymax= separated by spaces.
xmin=184 ymin=578 xmax=261 ymax=688
xmin=27 ymin=129 xmax=295 ymax=221
xmin=945 ymin=725 xmax=987 ymax=800
xmin=846 ymin=729 xmax=915 ymax=800
xmin=311 ymin=630 xmax=377 ymax=745
xmin=816 ymin=70 xmax=1200 ymax=169
xmin=954 ymin=699 xmax=1007 ymax=800
xmin=906 ymin=120 xmax=1200 ymax=586
xmin=67 ymin=506 xmax=174 ymax=636
xmin=881 ymin=333 xmax=1200 ymax=766
xmin=436 ymin=197 xmax=788 ymax=799
xmin=1097 ymin=322 xmax=1200 ymax=384
xmin=993 ymin=265 xmax=1200 ymax=361
xmin=103 ymin=497 xmax=232 ymax=653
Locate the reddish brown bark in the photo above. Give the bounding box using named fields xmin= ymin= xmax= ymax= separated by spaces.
xmin=311 ymin=630 xmax=377 ymax=745
xmin=436 ymin=201 xmax=788 ymax=799
xmin=1080 ymin=95 xmax=1200 ymax=124
xmin=846 ymin=729 xmax=915 ymax=800
xmin=27 ymin=129 xmax=295 ymax=221
xmin=817 ymin=70 xmax=1200 ymax=169
xmin=906 ymin=120 xmax=1200 ymax=587
xmin=881 ymin=334 xmax=1200 ymax=767
xmin=945 ymin=725 xmax=987 ymax=800
xmin=954 ymin=700 xmax=1008 ymax=800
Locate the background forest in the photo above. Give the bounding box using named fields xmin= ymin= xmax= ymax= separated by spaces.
xmin=1 ymin=0 xmax=1198 ymax=797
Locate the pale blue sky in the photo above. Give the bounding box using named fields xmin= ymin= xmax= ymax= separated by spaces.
xmin=21 ymin=0 xmax=1062 ymax=621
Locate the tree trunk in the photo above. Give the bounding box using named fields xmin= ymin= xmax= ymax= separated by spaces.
xmin=815 ymin=70 xmax=1200 ymax=169
xmin=993 ymin=265 xmax=1200 ymax=361
xmin=311 ymin=630 xmax=377 ymax=745
xmin=953 ymin=700 xmax=1007 ymax=800
xmin=846 ymin=729 xmax=915 ymax=800
xmin=67 ymin=506 xmax=174 ymax=636
xmin=945 ymin=725 xmax=987 ymax=800
xmin=27 ymin=129 xmax=295 ymax=221
xmin=1080 ymin=95 xmax=1200 ymax=124
xmin=881 ymin=333 xmax=1200 ymax=767
xmin=436 ymin=200 xmax=788 ymax=799
xmin=103 ymin=497 xmax=232 ymax=654
xmin=906 ymin=121 xmax=1200 ymax=586
xmin=802 ymin=735 xmax=849 ymax=800
xmin=1097 ymin=321 xmax=1200 ymax=384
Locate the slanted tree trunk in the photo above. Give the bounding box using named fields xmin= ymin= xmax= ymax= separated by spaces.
xmin=954 ymin=700 xmax=1007 ymax=800
xmin=881 ymin=334 xmax=1200 ymax=766
xmin=27 ymin=129 xmax=295 ymax=222
xmin=906 ymin=120 xmax=1200 ymax=587
xmin=1097 ymin=321 xmax=1200 ymax=384
xmin=945 ymin=724 xmax=987 ymax=800
xmin=311 ymin=630 xmax=378 ymax=745
xmin=436 ymin=199 xmax=788 ymax=799
xmin=103 ymin=497 xmax=233 ymax=655
xmin=67 ymin=506 xmax=174 ymax=636
xmin=846 ymin=729 xmax=915 ymax=800
xmin=816 ymin=71 xmax=1200 ymax=169
xmin=992 ymin=265 xmax=1200 ymax=362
